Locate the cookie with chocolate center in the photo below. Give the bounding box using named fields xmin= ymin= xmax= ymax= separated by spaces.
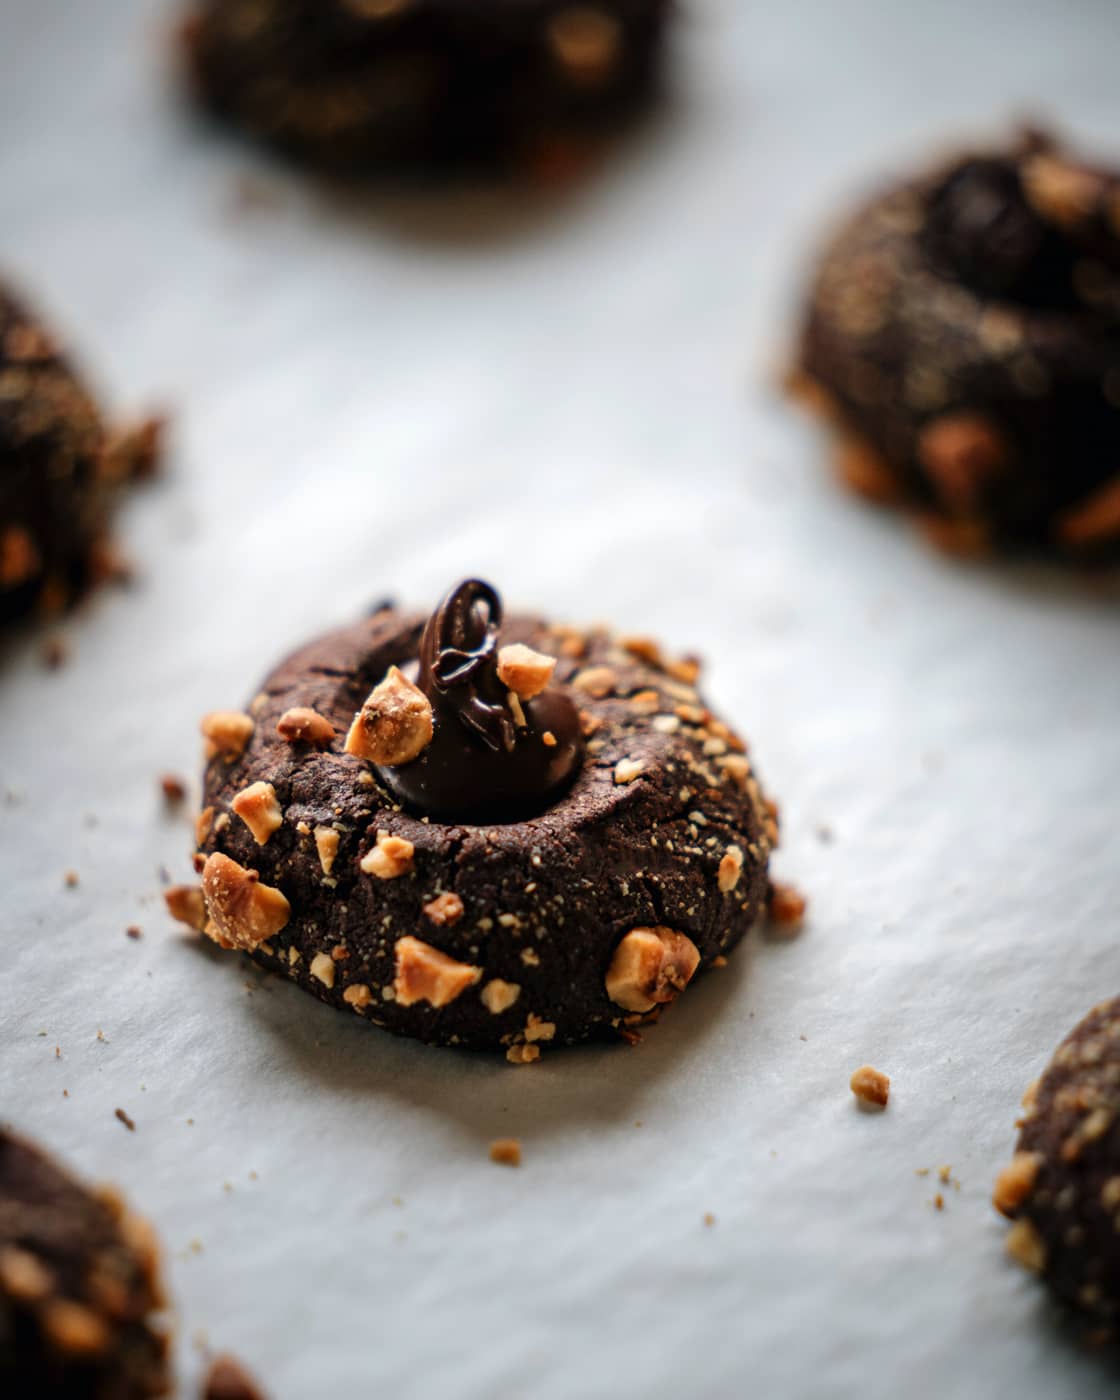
xmin=181 ymin=0 xmax=671 ymax=175
xmin=0 ymin=1128 xmax=170 ymax=1398
xmin=994 ymin=998 xmax=1120 ymax=1334
xmin=0 ymin=281 xmax=161 ymax=625
xmin=170 ymin=579 xmax=778 ymax=1057
xmin=793 ymin=130 xmax=1120 ymax=557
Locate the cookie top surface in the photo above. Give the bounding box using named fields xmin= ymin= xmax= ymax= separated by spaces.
xmin=797 ymin=131 xmax=1120 ymax=554
xmin=186 ymin=583 xmax=776 ymax=1053
xmin=0 ymin=1128 xmax=170 ymax=1398
xmin=183 ymin=0 xmax=671 ymax=172
xmin=994 ymin=998 xmax=1120 ymax=1329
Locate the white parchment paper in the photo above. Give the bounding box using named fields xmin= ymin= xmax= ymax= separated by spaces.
xmin=3 ymin=2 xmax=1120 ymax=1396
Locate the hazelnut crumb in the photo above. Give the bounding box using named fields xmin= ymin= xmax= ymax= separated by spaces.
xmin=63 ymin=869 xmax=79 ymax=888
xmin=481 ymin=979 xmax=521 ymax=1014
xmin=125 ymin=925 xmax=142 ymax=940
xmin=313 ymin=825 xmax=340 ymax=876
xmin=933 ymin=1193 xmax=944 ymax=1211
xmin=201 ymin=853 xmax=290 ymax=950
xmin=506 ymin=1044 xmax=541 ymax=1066
xmin=717 ymin=845 xmax=744 ymax=893
xmin=343 ymin=983 xmax=372 ymax=1010
xmin=703 ymin=1212 xmax=716 ymax=1227
xmin=993 ymin=1152 xmax=1044 ymax=1217
xmin=542 ymin=731 xmax=557 ymax=748
xmin=1005 ymin=1218 xmax=1047 ymax=1274
xmin=310 ymin=952 xmax=335 ymax=988
xmin=605 ymin=927 xmax=700 ymax=1013
xmin=496 ymin=643 xmax=556 ymax=701
xmin=115 ymin=1107 xmax=136 ymax=1132
xmin=203 ymin=1353 xmax=268 ymax=1400
xmin=767 ymin=881 xmax=807 ymax=933
xmin=850 ymin=1065 xmax=890 ymax=1109
xmin=393 ymin=936 xmax=480 ymax=1008
xmin=614 ymin=758 xmax=645 ymax=785
xmin=345 ymin=666 xmax=433 ymax=767
xmin=572 ymin=665 xmax=616 ymax=698
xmin=489 ymin=1137 xmax=522 ymax=1167
xmin=160 ymin=773 xmax=187 ymax=805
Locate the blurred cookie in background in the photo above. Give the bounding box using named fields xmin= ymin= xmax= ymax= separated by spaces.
xmin=180 ymin=0 xmax=672 ymax=181
xmin=791 ymin=128 xmax=1120 ymax=560
xmin=0 ymin=1126 xmax=171 ymax=1398
xmin=0 ymin=280 xmax=163 ymax=628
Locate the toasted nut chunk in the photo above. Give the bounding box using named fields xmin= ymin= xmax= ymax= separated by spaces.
xmin=1023 ymin=154 xmax=1102 ymax=228
xmin=423 ymin=892 xmax=464 ymax=926
xmin=614 ymin=758 xmax=644 ymax=785
xmin=314 ymin=826 xmax=340 ymax=875
xmin=195 ymin=805 xmax=215 ymax=844
xmin=496 ymin=643 xmax=556 ymax=701
xmin=343 ymin=983 xmax=372 ymax=1010
xmin=621 ymin=636 xmax=664 ymax=668
xmin=524 ymin=1014 xmax=556 ymax=1043
xmin=489 ymin=1138 xmax=522 ymax=1167
xmin=164 ymin=884 xmax=206 ymax=932
xmin=667 ymin=657 xmax=701 ymax=685
xmin=310 ymin=952 xmax=335 ymax=988
xmin=394 ymin=936 xmax=480 ymax=1008
xmin=720 ymin=754 xmax=751 ymax=789
xmin=360 ymin=831 xmax=415 ymax=880
xmin=1006 ymin=1218 xmax=1048 ymax=1274
xmin=850 ymin=1064 xmax=890 ymax=1109
xmin=201 ymin=853 xmax=290 ymax=950
xmin=0 ymin=526 xmax=40 ymax=587
xmin=835 ymin=437 xmax=903 ymax=504
xmin=572 ymin=665 xmax=616 ymax=698
xmin=629 ymin=689 xmax=661 ymax=716
xmin=277 ymin=707 xmax=335 ymax=746
xmin=917 ymin=413 xmax=1007 ymax=514
xmin=42 ymin=1299 xmax=108 ymax=1357
xmin=993 ymin=1152 xmax=1044 ymax=1218
xmin=718 ymin=845 xmax=744 ymax=893
xmin=345 ymin=666 xmax=433 ymax=766
xmin=231 ymin=781 xmax=283 ymax=846
xmin=0 ymin=1246 xmax=52 ymax=1302
xmin=1056 ymin=474 xmax=1120 ymax=549
xmin=200 ymin=710 xmax=255 ymax=762
xmin=767 ymin=881 xmax=806 ymax=932
xmin=506 ymin=1044 xmax=541 ymax=1065
xmin=605 ymin=927 xmax=701 ymax=1013
xmin=481 ymin=979 xmax=521 ymax=1014
xmin=547 ymin=6 xmax=621 ymax=82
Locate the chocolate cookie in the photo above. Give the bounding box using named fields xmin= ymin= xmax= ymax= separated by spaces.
xmin=993 ymin=998 xmax=1120 ymax=1333
xmin=167 ymin=579 xmax=778 ymax=1057
xmin=181 ymin=0 xmax=670 ymax=175
xmin=793 ymin=130 xmax=1120 ymax=557
xmin=0 ymin=1128 xmax=170 ymax=1397
xmin=0 ymin=281 xmax=160 ymax=625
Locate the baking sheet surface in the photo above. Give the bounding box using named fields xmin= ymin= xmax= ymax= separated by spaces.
xmin=3 ymin=2 xmax=1120 ymax=1396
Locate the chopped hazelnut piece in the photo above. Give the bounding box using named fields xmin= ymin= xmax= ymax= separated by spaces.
xmin=0 ymin=526 xmax=40 ymax=587
xmin=195 ymin=805 xmax=215 ymax=844
xmin=160 ymin=773 xmax=186 ymax=805
xmin=277 ymin=706 xmax=335 ymax=747
xmin=1056 ymin=474 xmax=1120 ymax=549
xmin=1022 ymin=154 xmax=1102 ymax=228
xmin=992 ymin=1152 xmax=1044 ymax=1218
xmin=835 ymin=436 xmax=902 ymax=503
xmin=614 ymin=758 xmax=644 ymax=785
xmin=506 ymin=1044 xmax=541 ymax=1065
xmin=767 ymin=881 xmax=806 ymax=932
xmin=496 ymin=643 xmax=556 ymax=701
xmin=343 ymin=983 xmax=373 ymax=1010
xmin=42 ymin=1299 xmax=108 ymax=1357
xmin=916 ymin=412 xmax=1007 ymax=514
xmin=850 ymin=1064 xmax=890 ymax=1109
xmin=393 ymin=936 xmax=481 ymax=1008
xmin=201 ymin=853 xmax=290 ymax=950
xmin=0 ymin=1246 xmax=52 ymax=1303
xmin=481 ymin=979 xmax=521 ymax=1014
xmin=164 ymin=884 xmax=207 ymax=932
xmin=524 ymin=1014 xmax=556 ymax=1042
xmin=547 ymin=6 xmax=621 ymax=83
xmin=718 ymin=845 xmax=744 ymax=893
xmin=1005 ymin=1218 xmax=1048 ymax=1274
xmin=667 ymin=657 xmax=701 ymax=685
xmin=629 ymin=689 xmax=661 ymax=716
xmin=572 ymin=665 xmax=616 ymax=698
xmin=423 ymin=891 xmax=464 ymax=926
xmin=621 ymin=636 xmax=663 ymax=668
xmin=345 ymin=666 xmax=433 ymax=767
xmin=231 ymin=781 xmax=283 ymax=846
xmin=360 ymin=831 xmax=415 ymax=880
xmin=719 ymin=754 xmax=751 ymax=789
xmin=200 ymin=710 xmax=255 ymax=763
xmin=489 ymin=1138 xmax=522 ymax=1167
xmin=605 ymin=927 xmax=701 ymax=1013
xmin=314 ymin=825 xmax=340 ymax=875
xmin=542 ymin=731 xmax=557 ymax=748
xmin=310 ymin=952 xmax=335 ymax=988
